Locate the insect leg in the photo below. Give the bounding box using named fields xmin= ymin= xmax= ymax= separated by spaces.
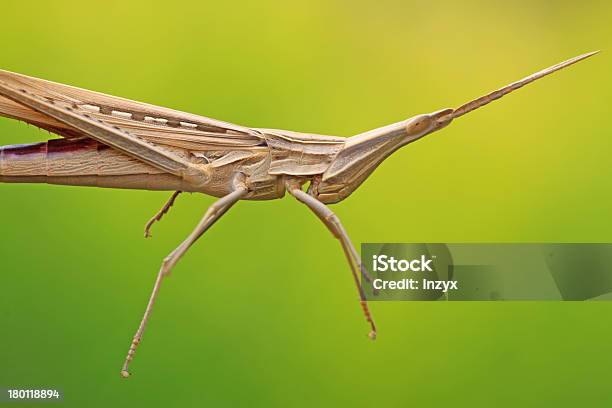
xmin=144 ymin=191 xmax=182 ymax=238
xmin=307 ymin=180 xmax=373 ymax=284
xmin=121 ymin=186 xmax=248 ymax=378
xmin=286 ymin=181 xmax=377 ymax=340
xmin=349 ymin=243 xmax=375 ymax=285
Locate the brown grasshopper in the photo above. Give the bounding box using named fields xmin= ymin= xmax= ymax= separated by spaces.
xmin=0 ymin=51 xmax=597 ymax=377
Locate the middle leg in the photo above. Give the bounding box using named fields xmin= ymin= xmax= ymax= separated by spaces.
xmin=121 ymin=185 xmax=248 ymax=377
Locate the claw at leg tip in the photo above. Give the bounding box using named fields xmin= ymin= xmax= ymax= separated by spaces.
xmin=120 ymin=370 xmax=130 ymax=378
xmin=368 ymin=331 xmax=377 ymax=341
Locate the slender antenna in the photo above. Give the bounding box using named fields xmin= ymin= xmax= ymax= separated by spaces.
xmin=452 ymin=51 xmax=599 ymax=119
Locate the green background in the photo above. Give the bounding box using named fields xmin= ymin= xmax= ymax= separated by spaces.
xmin=1 ymin=1 xmax=611 ymax=406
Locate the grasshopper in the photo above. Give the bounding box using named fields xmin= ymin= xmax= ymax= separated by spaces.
xmin=0 ymin=51 xmax=597 ymax=377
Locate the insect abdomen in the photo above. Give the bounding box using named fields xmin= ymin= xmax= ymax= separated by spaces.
xmin=0 ymin=138 xmax=162 ymax=176
xmin=0 ymin=138 xmax=194 ymax=191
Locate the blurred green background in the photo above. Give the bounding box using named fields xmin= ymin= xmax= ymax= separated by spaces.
xmin=1 ymin=0 xmax=611 ymax=406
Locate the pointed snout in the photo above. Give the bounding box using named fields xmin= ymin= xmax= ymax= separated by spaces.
xmin=430 ymin=108 xmax=454 ymax=129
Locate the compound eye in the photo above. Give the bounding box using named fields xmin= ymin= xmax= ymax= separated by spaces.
xmin=405 ymin=115 xmax=432 ymax=136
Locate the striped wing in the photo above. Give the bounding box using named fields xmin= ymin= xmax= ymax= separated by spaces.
xmin=0 ymin=69 xmax=265 ymax=151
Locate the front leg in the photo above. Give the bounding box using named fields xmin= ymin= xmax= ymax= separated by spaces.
xmin=286 ymin=179 xmax=377 ymax=340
